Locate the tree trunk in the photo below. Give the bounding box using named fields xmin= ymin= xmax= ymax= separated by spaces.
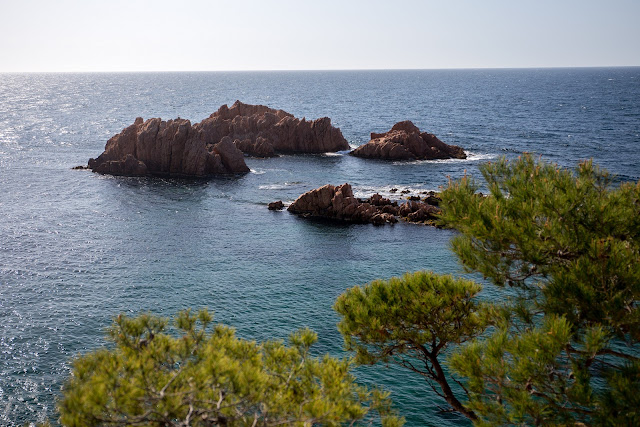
xmin=428 ymin=353 xmax=477 ymax=421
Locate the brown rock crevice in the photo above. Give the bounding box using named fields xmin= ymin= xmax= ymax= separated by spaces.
xmin=351 ymin=120 xmax=466 ymax=161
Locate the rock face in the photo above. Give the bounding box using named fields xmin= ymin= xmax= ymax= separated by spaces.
xmin=351 ymin=121 xmax=466 ymax=161
xmin=287 ymin=183 xmax=442 ymax=225
xmin=88 ymin=117 xmax=249 ymax=177
xmin=88 ymin=101 xmax=350 ymax=178
xmin=209 ymin=101 xmax=349 ymax=156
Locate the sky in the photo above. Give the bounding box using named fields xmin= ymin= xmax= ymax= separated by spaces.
xmin=1 ymin=0 xmax=639 ymax=72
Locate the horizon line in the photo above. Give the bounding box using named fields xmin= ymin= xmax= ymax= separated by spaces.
xmin=2 ymin=65 xmax=640 ymax=74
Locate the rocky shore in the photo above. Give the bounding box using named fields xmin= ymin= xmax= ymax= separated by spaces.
xmin=286 ymin=183 xmax=442 ymax=226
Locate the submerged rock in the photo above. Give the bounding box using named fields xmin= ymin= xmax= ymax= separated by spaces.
xmin=287 ymin=183 xmax=441 ymax=226
xmin=88 ymin=101 xmax=349 ymax=178
xmin=351 ymin=120 xmax=466 ymax=161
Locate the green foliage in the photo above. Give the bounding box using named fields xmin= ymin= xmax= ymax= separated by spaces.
xmin=440 ymin=154 xmax=640 ymax=425
xmin=441 ymin=154 xmax=640 ymax=337
xmin=58 ymin=309 xmax=403 ymax=427
xmin=334 ymin=271 xmax=486 ymax=420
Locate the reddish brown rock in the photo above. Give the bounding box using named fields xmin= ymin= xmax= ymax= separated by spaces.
xmin=398 ymin=200 xmax=442 ymax=223
xmin=205 ymin=101 xmax=349 ymax=156
xmin=88 ymin=101 xmax=349 ymax=178
xmin=268 ymin=200 xmax=285 ymax=210
xmin=288 ymin=183 xmax=441 ymax=225
xmin=88 ymin=117 xmax=249 ymax=177
xmin=351 ymin=120 xmax=466 ymax=161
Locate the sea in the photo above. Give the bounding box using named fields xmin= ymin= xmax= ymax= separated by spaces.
xmin=1 ymin=68 xmax=639 ymax=426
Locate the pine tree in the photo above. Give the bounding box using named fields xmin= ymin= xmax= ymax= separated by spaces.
xmin=58 ymin=309 xmax=403 ymax=427
xmin=334 ymin=271 xmax=486 ymax=420
xmin=335 ymin=155 xmax=640 ymax=425
xmin=440 ymin=154 xmax=640 ymax=425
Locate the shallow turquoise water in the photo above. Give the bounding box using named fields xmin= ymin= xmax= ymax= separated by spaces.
xmin=1 ymin=68 xmax=639 ymax=425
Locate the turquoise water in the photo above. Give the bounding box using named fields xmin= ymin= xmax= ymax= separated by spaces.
xmin=1 ymin=69 xmax=639 ymax=425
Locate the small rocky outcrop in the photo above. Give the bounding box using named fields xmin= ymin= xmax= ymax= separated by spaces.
xmin=268 ymin=201 xmax=285 ymax=210
xmin=287 ymin=183 xmax=442 ymax=225
xmin=88 ymin=101 xmax=350 ymax=178
xmin=351 ymin=121 xmax=466 ymax=161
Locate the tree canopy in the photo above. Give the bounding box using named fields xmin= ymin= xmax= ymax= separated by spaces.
xmin=58 ymin=309 xmax=403 ymax=427
xmin=335 ymin=154 xmax=640 ymax=425
xmin=334 ymin=271 xmax=486 ymax=420
xmin=440 ymin=155 xmax=640 ymax=425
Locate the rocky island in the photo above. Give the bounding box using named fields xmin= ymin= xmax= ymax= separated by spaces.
xmin=88 ymin=101 xmax=349 ymax=178
xmin=216 ymin=101 xmax=349 ymax=157
xmin=351 ymin=120 xmax=466 ymax=161
xmin=287 ymin=183 xmax=442 ymax=226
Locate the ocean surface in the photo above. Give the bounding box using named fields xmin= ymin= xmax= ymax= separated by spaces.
xmin=1 ymin=68 xmax=639 ymax=426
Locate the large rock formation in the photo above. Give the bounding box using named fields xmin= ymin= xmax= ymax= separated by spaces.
xmin=351 ymin=121 xmax=466 ymax=161
xmin=88 ymin=101 xmax=350 ymax=178
xmin=287 ymin=183 xmax=442 ymax=225
xmin=210 ymin=101 xmax=350 ymax=156
xmin=88 ymin=117 xmax=250 ymax=177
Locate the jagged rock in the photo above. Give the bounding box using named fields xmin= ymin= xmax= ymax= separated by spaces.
xmin=289 ymin=184 xmax=373 ymax=223
xmin=214 ymin=136 xmax=249 ymax=174
xmin=88 ymin=101 xmax=349 ymax=178
xmin=268 ymin=201 xmax=285 ymax=210
xmin=351 ymin=120 xmax=466 ymax=161
xmin=207 ymin=101 xmax=349 ymax=156
xmin=371 ymin=212 xmax=398 ymax=225
xmin=368 ymin=193 xmax=394 ymax=206
xmin=398 ymin=200 xmax=442 ymax=223
xmin=88 ymin=116 xmax=249 ymax=177
xmin=91 ymin=153 xmax=149 ymax=176
xmin=423 ymin=193 xmax=442 ymax=206
xmin=288 ymin=183 xmax=441 ymax=226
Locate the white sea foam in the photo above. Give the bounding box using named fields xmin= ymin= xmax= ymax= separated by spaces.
xmin=323 ymin=148 xmax=353 ymax=156
xmin=352 ymin=184 xmax=440 ymax=200
xmin=259 ymin=184 xmax=285 ymax=190
xmin=394 ymin=151 xmax=497 ymax=165
xmin=258 ymin=181 xmax=305 ymax=190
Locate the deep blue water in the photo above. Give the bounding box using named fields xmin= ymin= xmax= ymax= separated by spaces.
xmin=1 ymin=68 xmax=639 ymax=426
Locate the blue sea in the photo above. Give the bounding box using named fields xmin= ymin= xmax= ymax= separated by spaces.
xmin=1 ymin=68 xmax=639 ymax=426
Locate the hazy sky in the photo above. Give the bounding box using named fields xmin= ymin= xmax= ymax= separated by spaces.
xmin=1 ymin=0 xmax=639 ymax=72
